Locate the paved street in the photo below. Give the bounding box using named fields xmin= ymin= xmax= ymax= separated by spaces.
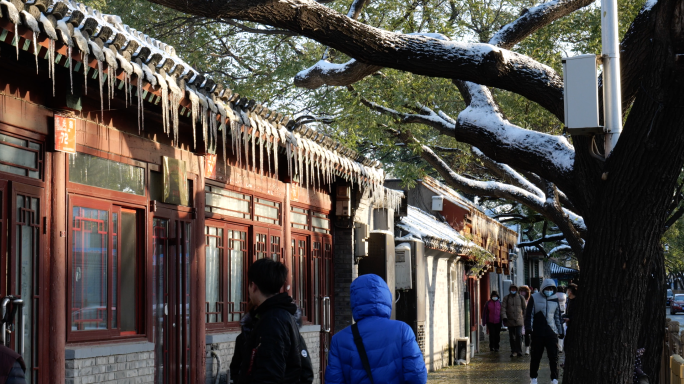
xmin=428 ymin=330 xmax=561 ymax=384
xmin=668 ymin=307 xmax=684 ymax=328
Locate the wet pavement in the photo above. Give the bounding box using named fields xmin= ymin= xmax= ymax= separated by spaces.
xmin=428 ymin=330 xmax=562 ymax=384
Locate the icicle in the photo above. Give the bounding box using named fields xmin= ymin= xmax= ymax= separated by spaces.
xmin=14 ymin=24 xmax=18 ymax=60
xmin=258 ymin=122 xmax=264 ymax=180
xmin=273 ymin=136 xmax=279 ymax=178
xmin=266 ymin=133 xmax=272 ymax=177
xmin=286 ymin=141 xmax=292 ymax=179
xmin=137 ymin=85 xmax=144 ymax=134
xmin=243 ymin=122 xmax=250 ymax=171
xmin=154 ymin=74 xmax=169 ymax=136
xmin=202 ymin=101 xmax=209 ymax=153
xmin=48 ymin=39 xmax=55 ymax=97
xmin=166 ymin=75 xmax=183 ymax=144
xmin=298 ymin=142 xmax=304 ymax=187
xmin=97 ymin=61 xmax=105 ymax=118
xmin=68 ymin=46 xmax=73 ymax=94
xmin=250 ymin=120 xmax=256 ymax=173
xmin=32 ymin=32 xmax=38 ymax=74
xmin=221 ymin=122 xmax=227 ymax=176
xmin=189 ymin=89 xmax=200 ymax=149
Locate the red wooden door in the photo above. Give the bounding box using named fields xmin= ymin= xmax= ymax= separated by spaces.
xmin=4 ymin=181 xmax=45 ymax=384
xmin=153 ymin=208 xmax=192 ymax=384
xmin=291 ymin=234 xmax=309 ymax=321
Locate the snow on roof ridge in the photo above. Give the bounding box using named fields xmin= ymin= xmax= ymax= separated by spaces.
xmin=397 ymin=205 xmax=475 ymax=253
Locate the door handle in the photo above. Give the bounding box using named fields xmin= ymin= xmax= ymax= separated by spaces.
xmin=0 ymin=297 xmax=11 ymax=346
xmin=14 ymin=299 xmax=23 ymax=356
xmin=322 ymin=297 xmax=331 ymax=333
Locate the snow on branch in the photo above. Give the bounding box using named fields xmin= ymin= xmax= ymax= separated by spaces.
xmin=471 ymin=147 xmax=544 ymax=198
xmin=295 ymin=60 xmax=382 ymax=89
xmin=489 ymin=0 xmax=595 ymax=49
xmin=518 ymin=233 xmax=566 ymax=247
xmin=388 ymin=128 xmax=585 ymax=255
xmin=458 ymin=82 xmax=575 ymax=174
xmin=548 ymin=244 xmax=572 ymax=257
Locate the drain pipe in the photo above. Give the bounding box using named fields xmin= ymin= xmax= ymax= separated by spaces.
xmin=210 ymin=350 xmax=221 ymax=384
xmin=602 ymin=0 xmax=623 ymax=157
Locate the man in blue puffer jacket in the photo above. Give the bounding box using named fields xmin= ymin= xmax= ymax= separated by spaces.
xmin=325 ymin=274 xmax=427 ymax=384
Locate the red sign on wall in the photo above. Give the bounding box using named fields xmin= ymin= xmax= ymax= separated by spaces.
xmin=205 ymin=154 xmax=218 ymax=179
xmin=54 ymin=115 xmax=76 ymax=153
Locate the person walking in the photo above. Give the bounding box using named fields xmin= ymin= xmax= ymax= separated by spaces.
xmin=482 ymin=291 xmax=503 ymax=352
xmin=525 ymin=279 xmax=564 ymax=384
xmin=556 ymin=288 xmax=567 ymax=353
xmin=231 ymin=296 xmax=314 ymax=383
xmin=234 ymin=258 xmax=305 ymax=384
xmin=325 ymin=274 xmax=427 ymax=384
xmin=503 ymin=285 xmax=526 ymax=357
xmin=519 ymin=285 xmax=532 ymax=355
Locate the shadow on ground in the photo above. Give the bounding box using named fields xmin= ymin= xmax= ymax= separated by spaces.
xmin=427 ymin=332 xmax=563 ymax=384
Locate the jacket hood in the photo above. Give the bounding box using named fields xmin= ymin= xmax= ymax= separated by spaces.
xmin=540 ymin=279 xmax=558 ymax=293
xmin=351 ymin=274 xmax=392 ymax=322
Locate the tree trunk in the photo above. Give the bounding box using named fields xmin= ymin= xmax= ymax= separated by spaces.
xmin=564 ymin=0 xmax=684 ymax=381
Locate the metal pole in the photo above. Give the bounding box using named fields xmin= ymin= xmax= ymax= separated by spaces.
xmin=602 ymin=0 xmax=623 ymax=157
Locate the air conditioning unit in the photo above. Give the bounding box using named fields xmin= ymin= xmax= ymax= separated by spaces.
xmin=562 ymin=54 xmax=602 ymax=135
xmin=395 ymin=243 xmax=413 ymax=290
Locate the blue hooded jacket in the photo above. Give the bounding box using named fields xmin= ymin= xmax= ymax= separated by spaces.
xmin=325 ymin=274 xmax=427 ymax=384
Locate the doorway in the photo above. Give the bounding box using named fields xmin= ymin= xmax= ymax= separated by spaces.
xmin=0 ymin=180 xmax=45 ymax=383
xmin=152 ymin=208 xmax=192 ymax=384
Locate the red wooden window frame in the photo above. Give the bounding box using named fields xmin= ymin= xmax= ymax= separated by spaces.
xmin=205 ymin=220 xmax=250 ymax=331
xmin=67 ymin=195 xmax=146 ymax=342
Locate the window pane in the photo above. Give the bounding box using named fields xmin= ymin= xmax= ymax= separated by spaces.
xmin=270 ymin=236 xmax=281 ymax=261
xmin=312 ymin=212 xmax=330 ymax=234
xmin=68 ymin=153 xmax=145 ymax=196
xmin=229 ymin=230 xmax=246 ymax=322
xmin=71 ymin=206 xmax=108 ymax=330
xmin=205 ymin=187 xmax=251 ymax=219
xmin=255 ymin=199 xmax=280 ymax=225
xmin=291 ymin=207 xmax=308 ymax=230
xmin=120 ymin=211 xmax=137 ymax=333
xmin=206 ymin=226 xmax=222 ymax=323
xmin=0 ymin=133 xmax=40 ymax=179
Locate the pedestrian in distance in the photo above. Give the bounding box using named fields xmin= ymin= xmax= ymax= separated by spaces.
xmin=519 ymin=285 xmax=532 ymax=355
xmin=555 ymin=288 xmax=567 ymax=353
xmin=482 ymin=291 xmax=503 ymax=352
xmin=503 ymin=285 xmax=527 ymax=357
xmin=234 ymin=258 xmax=307 ymax=384
xmin=325 ymin=274 xmax=427 ymax=384
xmin=525 ymin=279 xmax=564 ymax=384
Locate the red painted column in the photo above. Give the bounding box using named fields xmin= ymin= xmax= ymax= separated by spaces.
xmin=49 ymin=151 xmax=66 ymax=384
xmin=194 ymin=164 xmax=207 ymax=384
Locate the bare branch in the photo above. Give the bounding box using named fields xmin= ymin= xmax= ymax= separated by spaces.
xmin=221 ymin=19 xmax=299 ymax=36
xmin=471 ymin=147 xmax=544 ymax=198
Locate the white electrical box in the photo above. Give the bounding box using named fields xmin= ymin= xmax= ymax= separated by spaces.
xmin=395 ymin=243 xmax=413 ymax=290
xmin=562 ymin=54 xmax=602 ymax=135
xmin=432 ymin=196 xmax=444 ymax=211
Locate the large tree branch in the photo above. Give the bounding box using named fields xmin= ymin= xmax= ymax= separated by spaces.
xmin=390 ymin=128 xmax=585 ymax=254
xmin=518 ymin=233 xmax=566 ymax=248
xmin=359 ymin=83 xmax=576 ymax=192
xmin=293 ymin=0 xmax=594 ymax=119
xmin=471 ymin=147 xmax=544 ymax=198
xmin=150 ymin=0 xmax=566 ymax=117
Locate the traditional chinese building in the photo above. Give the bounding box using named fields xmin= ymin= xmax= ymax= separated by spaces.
xmin=0 ymin=2 xmax=404 ymax=383
xmin=386 ymin=177 xmax=518 ymax=369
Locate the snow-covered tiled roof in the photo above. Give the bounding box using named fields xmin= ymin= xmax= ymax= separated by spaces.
xmin=0 ymin=0 xmax=390 ymax=196
xmin=421 ymin=176 xmax=479 ymax=211
xmin=396 ymin=205 xmax=474 ymax=254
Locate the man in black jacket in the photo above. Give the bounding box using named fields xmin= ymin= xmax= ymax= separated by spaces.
xmin=236 ymin=258 xmax=305 ymax=384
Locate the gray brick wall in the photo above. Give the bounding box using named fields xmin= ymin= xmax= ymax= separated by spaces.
xmin=65 ymin=350 xmax=155 ymax=384
xmin=205 ymin=327 xmax=321 ymax=384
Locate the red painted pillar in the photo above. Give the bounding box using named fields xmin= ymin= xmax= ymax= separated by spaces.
xmin=194 ymin=162 xmax=206 ymax=384
xmin=49 ymin=151 xmax=66 ymax=384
